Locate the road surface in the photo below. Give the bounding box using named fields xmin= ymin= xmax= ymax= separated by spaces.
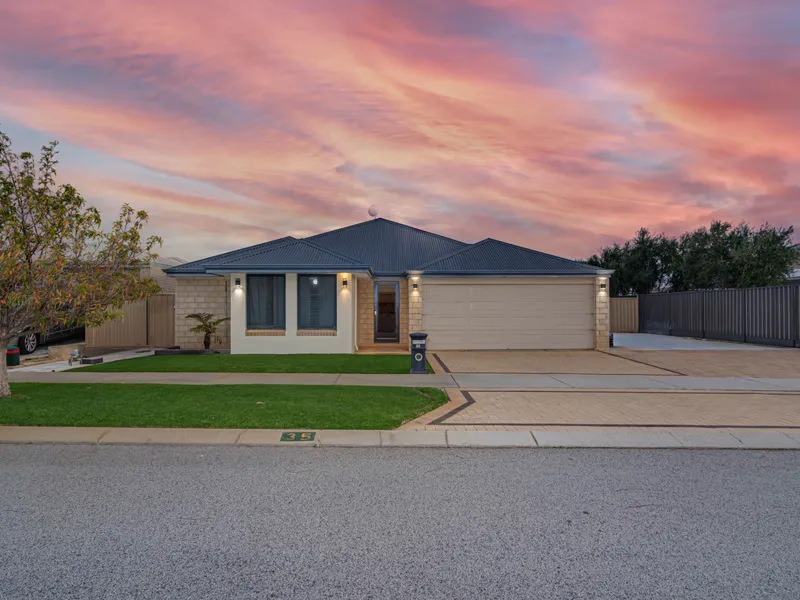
xmin=1 ymin=445 xmax=798 ymax=599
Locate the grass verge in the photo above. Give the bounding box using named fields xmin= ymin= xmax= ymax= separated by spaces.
xmin=1 ymin=383 xmax=447 ymax=430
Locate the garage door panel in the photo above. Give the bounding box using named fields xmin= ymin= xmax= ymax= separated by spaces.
xmin=423 ymin=281 xmax=595 ymax=350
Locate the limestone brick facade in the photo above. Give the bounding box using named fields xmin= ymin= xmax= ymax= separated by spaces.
xmin=408 ymin=276 xmax=423 ymax=334
xmin=357 ymin=278 xmax=374 ymax=348
xmin=594 ymin=276 xmax=610 ymax=350
xmin=356 ymin=278 xmax=409 ymax=347
xmin=175 ymin=277 xmax=231 ymax=350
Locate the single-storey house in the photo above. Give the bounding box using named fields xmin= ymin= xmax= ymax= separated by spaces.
xmin=165 ymin=218 xmax=612 ymax=353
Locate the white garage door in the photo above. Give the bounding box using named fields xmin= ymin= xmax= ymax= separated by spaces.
xmin=423 ymin=280 xmax=595 ymax=350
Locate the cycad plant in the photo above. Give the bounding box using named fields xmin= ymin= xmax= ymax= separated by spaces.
xmin=185 ymin=313 xmax=230 ymax=350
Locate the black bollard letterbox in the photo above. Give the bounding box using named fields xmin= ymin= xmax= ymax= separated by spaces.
xmin=409 ymin=332 xmax=428 ymax=374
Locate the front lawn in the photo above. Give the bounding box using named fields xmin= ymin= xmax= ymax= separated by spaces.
xmin=1 ymin=384 xmax=447 ymax=430
xmin=73 ymin=354 xmax=431 ymax=374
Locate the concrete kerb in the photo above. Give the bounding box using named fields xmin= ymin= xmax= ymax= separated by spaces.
xmin=1 ymin=426 xmax=799 ymax=449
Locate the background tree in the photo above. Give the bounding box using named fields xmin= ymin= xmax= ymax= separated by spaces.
xmin=587 ymin=229 xmax=678 ymax=295
xmin=589 ymin=221 xmax=797 ymax=295
xmin=185 ymin=313 xmax=230 ymax=350
xmin=1 ymin=129 xmax=162 ymax=397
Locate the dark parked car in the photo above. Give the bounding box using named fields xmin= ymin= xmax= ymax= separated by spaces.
xmin=18 ymin=324 xmax=85 ymax=355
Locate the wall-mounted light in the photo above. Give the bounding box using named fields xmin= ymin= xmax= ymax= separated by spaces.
xmin=599 ymin=282 xmax=607 ymax=290
xmin=342 ymin=278 xmax=348 ymax=288
xmin=412 ymin=283 xmax=419 ymax=290
xmin=235 ymin=278 xmax=242 ymax=289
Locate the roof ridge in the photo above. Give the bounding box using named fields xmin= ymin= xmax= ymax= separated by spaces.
xmin=307 ymin=217 xmax=467 ymax=247
xmin=416 ymin=238 xmax=492 ymax=269
xmin=482 ymin=237 xmax=600 ymax=270
xmin=166 ymin=236 xmax=296 ymax=271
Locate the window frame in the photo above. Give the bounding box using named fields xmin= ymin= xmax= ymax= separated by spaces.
xmin=296 ymin=274 xmax=338 ymax=330
xmin=246 ymin=274 xmax=286 ymax=330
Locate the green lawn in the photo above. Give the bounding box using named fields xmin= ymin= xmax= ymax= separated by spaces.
xmin=2 ymin=384 xmax=447 ymax=430
xmin=73 ymin=354 xmax=431 ymax=374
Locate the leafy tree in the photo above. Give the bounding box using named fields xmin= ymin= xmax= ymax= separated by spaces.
xmin=588 ymin=229 xmax=678 ymax=295
xmin=589 ymin=221 xmax=797 ymax=294
xmin=1 ymin=129 xmax=162 ymax=397
xmin=185 ymin=313 xmax=230 ymax=350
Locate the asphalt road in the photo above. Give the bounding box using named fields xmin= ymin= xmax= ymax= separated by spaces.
xmin=1 ymin=446 xmax=798 ymax=600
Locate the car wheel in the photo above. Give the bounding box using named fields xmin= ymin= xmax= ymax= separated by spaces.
xmin=19 ymin=333 xmax=38 ymax=355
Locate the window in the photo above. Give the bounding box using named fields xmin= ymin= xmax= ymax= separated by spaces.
xmin=298 ymin=275 xmax=337 ymax=330
xmin=247 ymin=275 xmax=285 ymax=329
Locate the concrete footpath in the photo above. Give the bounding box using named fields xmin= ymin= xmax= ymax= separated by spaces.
xmin=9 ymin=370 xmax=800 ymax=391
xmin=1 ymin=425 xmax=799 ymax=449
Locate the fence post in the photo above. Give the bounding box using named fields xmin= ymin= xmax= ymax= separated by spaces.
xmin=742 ymin=288 xmax=747 ymax=344
xmin=668 ymin=293 xmax=673 ymax=336
xmin=701 ymin=290 xmax=706 ymax=339
xmin=794 ymin=285 xmax=800 ymax=348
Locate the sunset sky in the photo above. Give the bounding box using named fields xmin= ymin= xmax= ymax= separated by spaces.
xmin=1 ymin=0 xmax=798 ymax=260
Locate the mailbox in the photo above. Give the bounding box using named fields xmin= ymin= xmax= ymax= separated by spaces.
xmin=409 ymin=332 xmax=428 ymax=374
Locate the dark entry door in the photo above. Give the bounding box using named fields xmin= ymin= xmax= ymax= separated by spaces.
xmin=374 ymin=282 xmax=400 ymax=342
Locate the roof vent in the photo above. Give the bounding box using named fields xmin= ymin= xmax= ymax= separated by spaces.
xmin=368 ymin=205 xmax=379 ymax=218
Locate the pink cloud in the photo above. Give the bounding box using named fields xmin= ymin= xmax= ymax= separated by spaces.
xmin=0 ymin=0 xmax=797 ymax=260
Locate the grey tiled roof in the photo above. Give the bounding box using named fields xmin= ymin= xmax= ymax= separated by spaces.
xmin=165 ymin=219 xmax=601 ymax=277
xmin=306 ymin=218 xmax=467 ymax=275
xmin=204 ymin=238 xmax=368 ymax=270
xmin=418 ymin=238 xmax=601 ymax=275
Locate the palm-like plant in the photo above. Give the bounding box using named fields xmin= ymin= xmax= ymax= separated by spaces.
xmin=185 ymin=313 xmax=230 ymax=350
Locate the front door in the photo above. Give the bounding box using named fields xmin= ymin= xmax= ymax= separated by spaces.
xmin=374 ymin=282 xmax=400 ymax=342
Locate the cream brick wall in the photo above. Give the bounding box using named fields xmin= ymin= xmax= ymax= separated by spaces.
xmin=357 ymin=278 xmax=374 ymax=348
xmin=175 ymin=277 xmax=231 ymax=350
xmin=356 ymin=278 xmax=409 ymax=346
xmin=408 ymin=276 xmax=423 ymax=334
xmin=594 ymin=276 xmax=610 ymax=350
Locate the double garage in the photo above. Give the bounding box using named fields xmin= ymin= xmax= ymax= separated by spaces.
xmin=422 ymin=278 xmax=596 ymax=350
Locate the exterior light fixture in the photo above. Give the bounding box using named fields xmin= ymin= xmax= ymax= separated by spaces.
xmin=412 ymin=283 xmax=419 ymax=290
xmin=599 ymin=282 xmax=607 ymax=290
xmin=342 ymin=278 xmax=348 ymax=288
xmin=234 ymin=278 xmax=242 ymax=288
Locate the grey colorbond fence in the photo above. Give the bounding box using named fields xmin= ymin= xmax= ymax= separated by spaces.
xmin=639 ymin=285 xmax=800 ymax=348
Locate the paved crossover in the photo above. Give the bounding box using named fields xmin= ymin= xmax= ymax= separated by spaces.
xmin=1 ymin=445 xmax=799 ymax=600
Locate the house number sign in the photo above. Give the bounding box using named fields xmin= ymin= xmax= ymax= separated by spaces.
xmin=280 ymin=432 xmax=316 ymax=442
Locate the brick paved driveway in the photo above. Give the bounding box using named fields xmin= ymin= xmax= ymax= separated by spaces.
xmin=402 ymin=389 xmax=800 ymax=431
xmin=431 ymin=350 xmax=670 ymax=375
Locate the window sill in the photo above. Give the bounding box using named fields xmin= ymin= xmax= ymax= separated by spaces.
xmin=246 ymin=329 xmax=286 ymax=337
xmin=297 ymin=329 xmax=337 ymax=337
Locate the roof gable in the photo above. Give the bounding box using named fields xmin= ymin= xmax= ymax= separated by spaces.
xmin=418 ymin=238 xmax=601 ymax=275
xmin=307 ymin=218 xmax=467 ymax=275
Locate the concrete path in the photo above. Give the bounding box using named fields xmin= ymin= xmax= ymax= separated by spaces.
xmin=9 ymin=369 xmax=800 ymax=391
xmin=1 ymin=425 xmax=799 ymax=449
xmin=612 ymin=332 xmax=777 ymax=351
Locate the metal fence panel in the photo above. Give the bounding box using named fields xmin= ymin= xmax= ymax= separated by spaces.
xmin=639 ymin=294 xmax=671 ymax=335
xmin=703 ymin=289 xmax=745 ymax=342
xmin=744 ymin=286 xmax=796 ymax=347
xmin=639 ymin=285 xmax=800 ymax=348
xmin=86 ymin=294 xmax=175 ymax=348
xmin=669 ymin=292 xmax=704 ymax=338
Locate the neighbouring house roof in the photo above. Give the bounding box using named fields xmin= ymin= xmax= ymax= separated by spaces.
xmin=418 ymin=238 xmax=602 ymax=275
xmin=165 ymin=218 xmax=606 ymax=278
xmin=165 ymin=237 xmax=297 ymax=275
xmin=305 ymin=218 xmax=467 ymax=275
